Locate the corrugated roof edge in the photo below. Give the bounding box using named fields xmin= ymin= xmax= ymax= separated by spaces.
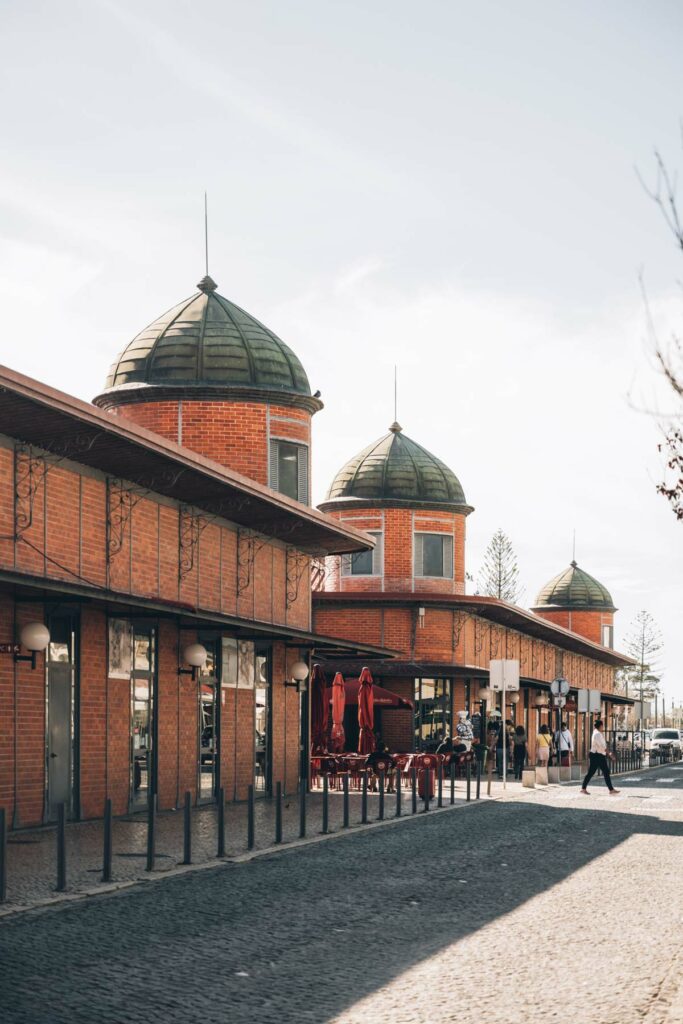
xmin=0 ymin=364 xmax=372 ymax=556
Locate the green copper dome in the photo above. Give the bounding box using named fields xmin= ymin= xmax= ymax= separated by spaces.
xmin=533 ymin=561 xmax=615 ymax=610
xmin=319 ymin=422 xmax=472 ymax=513
xmin=94 ymin=276 xmax=318 ymax=407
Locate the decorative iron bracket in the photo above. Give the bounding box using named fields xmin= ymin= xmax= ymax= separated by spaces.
xmin=286 ymin=547 xmax=309 ymax=609
xmin=179 ymin=505 xmax=216 ymax=582
xmin=14 ymin=444 xmax=48 ymax=536
xmin=489 ymin=625 xmax=501 ymax=659
xmin=310 ymin=556 xmax=328 ymax=593
xmin=106 ymin=477 xmax=142 ymax=563
xmin=236 ymin=528 xmax=269 ymax=597
xmin=473 ymin=616 xmax=485 ymax=657
xmin=452 ymin=609 xmax=468 ymax=653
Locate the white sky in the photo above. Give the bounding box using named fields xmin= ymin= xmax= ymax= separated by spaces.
xmin=0 ymin=0 xmax=681 ymax=699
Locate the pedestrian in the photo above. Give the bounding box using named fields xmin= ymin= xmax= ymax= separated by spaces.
xmin=554 ymin=721 xmax=574 ymax=766
xmin=513 ymin=725 xmax=527 ymax=779
xmin=581 ymin=719 xmax=620 ymax=795
xmin=536 ymin=724 xmax=552 ymax=767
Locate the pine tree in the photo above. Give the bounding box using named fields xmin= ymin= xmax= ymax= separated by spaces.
xmin=615 ymin=610 xmax=663 ymax=701
xmin=478 ymin=529 xmax=523 ymax=604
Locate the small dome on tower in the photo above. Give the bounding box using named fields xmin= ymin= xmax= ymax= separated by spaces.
xmin=533 ymin=561 xmax=615 ymax=610
xmin=93 ymin=277 xmax=319 ymax=408
xmin=319 ymin=423 xmax=472 ymax=513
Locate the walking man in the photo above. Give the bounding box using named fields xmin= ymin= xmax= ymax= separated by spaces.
xmin=581 ymin=719 xmax=620 ymax=795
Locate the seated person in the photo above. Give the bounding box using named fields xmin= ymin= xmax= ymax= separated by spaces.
xmin=366 ymin=742 xmax=397 ymax=791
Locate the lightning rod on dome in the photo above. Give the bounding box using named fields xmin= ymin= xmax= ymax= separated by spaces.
xmin=204 ymin=191 xmax=209 ymax=277
xmin=572 ymin=528 xmax=576 ymax=565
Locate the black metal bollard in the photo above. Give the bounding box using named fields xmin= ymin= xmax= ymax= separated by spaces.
xmin=56 ymin=802 xmax=67 ymax=891
xmin=466 ymin=761 xmax=471 ymax=802
xmin=411 ymin=766 xmax=417 ymax=814
xmin=0 ymin=807 xmax=6 ymax=903
xmin=102 ymin=797 xmax=113 ymax=882
xmin=423 ymin=768 xmax=431 ymax=812
xmin=217 ymin=787 xmax=225 ymax=858
xmin=378 ymin=770 xmax=385 ymax=821
xmin=183 ymin=791 xmax=192 ymax=864
xmin=247 ymin=785 xmax=255 ymax=851
xmin=395 ymin=771 xmax=402 ymax=818
xmin=437 ymin=763 xmax=443 ymax=808
xmin=299 ymin=777 xmax=306 ymax=838
xmin=342 ymin=774 xmax=349 ymax=828
xmin=322 ymin=775 xmax=329 ymax=834
xmin=476 ymin=757 xmax=482 ymax=800
xmin=361 ymin=772 xmax=368 ymax=824
xmin=450 ymin=760 xmax=455 ymax=804
xmin=275 ymin=782 xmax=282 ymax=844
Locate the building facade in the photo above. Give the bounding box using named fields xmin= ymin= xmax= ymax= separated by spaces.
xmin=313 ymin=422 xmax=633 ymax=762
xmin=0 ymin=279 xmax=382 ymax=830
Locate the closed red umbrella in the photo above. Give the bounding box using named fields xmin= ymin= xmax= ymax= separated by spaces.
xmin=330 ymin=672 xmax=346 ymax=752
xmin=310 ymin=663 xmax=328 ymax=754
xmin=357 ymin=666 xmax=376 ymax=754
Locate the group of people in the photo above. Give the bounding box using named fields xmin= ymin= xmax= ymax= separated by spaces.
xmin=365 ymin=713 xmax=619 ymax=793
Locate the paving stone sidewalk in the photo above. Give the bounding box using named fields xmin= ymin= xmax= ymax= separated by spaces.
xmin=1 ymin=772 xmax=514 ymax=913
xmin=1 ymin=763 xmax=682 ymax=1024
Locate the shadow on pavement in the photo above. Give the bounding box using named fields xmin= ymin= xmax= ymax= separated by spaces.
xmin=0 ymin=796 xmax=682 ymax=1023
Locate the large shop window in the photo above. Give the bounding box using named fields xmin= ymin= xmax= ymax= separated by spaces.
xmin=414 ymin=532 xmax=453 ymax=578
xmin=341 ymin=531 xmax=383 ymax=576
xmin=414 ymin=678 xmax=452 ymax=751
xmin=269 ymin=439 xmax=309 ymax=503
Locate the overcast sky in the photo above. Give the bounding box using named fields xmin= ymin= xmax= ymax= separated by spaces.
xmin=1 ymin=0 xmax=681 ymax=701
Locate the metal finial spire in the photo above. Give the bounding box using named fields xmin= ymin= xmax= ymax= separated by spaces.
xmin=204 ymin=191 xmax=209 ymax=277
xmin=572 ymin=529 xmax=576 ymax=567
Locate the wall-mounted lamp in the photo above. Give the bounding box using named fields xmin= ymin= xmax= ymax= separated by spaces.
xmin=535 ymin=694 xmax=549 ymax=708
xmin=508 ymin=692 xmax=521 ymax=705
xmin=478 ymin=686 xmax=494 ymax=703
xmin=180 ymin=642 xmax=208 ymax=681
xmin=10 ymin=622 xmax=51 ymax=670
xmin=285 ymin=659 xmax=309 ymax=692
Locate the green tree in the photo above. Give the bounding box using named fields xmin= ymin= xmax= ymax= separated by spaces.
xmin=615 ymin=610 xmax=663 ymax=703
xmin=478 ymin=528 xmax=523 ymax=604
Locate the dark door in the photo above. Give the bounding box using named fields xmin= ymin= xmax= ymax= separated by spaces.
xmin=47 ymin=662 xmax=72 ymax=819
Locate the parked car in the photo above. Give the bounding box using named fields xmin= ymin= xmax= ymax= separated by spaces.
xmin=649 ymin=728 xmax=682 ymax=759
xmin=634 ymin=731 xmax=652 ymax=752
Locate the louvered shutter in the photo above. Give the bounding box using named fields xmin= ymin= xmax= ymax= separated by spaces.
xmin=372 ymin=531 xmax=383 ymax=575
xmin=443 ymin=535 xmax=454 ymax=578
xmin=269 ymin=440 xmax=279 ymax=491
xmin=297 ymin=445 xmax=309 ymax=504
xmin=414 ymin=533 xmax=424 ymax=577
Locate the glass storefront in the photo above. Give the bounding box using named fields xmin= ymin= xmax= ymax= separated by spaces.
xmin=131 ymin=624 xmax=156 ymax=809
xmin=198 ymin=636 xmax=219 ymax=802
xmin=255 ymin=649 xmax=270 ymax=795
xmin=414 ymin=678 xmax=452 ymax=751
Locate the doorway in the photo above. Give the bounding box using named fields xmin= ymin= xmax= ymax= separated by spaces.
xmin=198 ymin=635 xmax=219 ymax=802
xmin=130 ymin=624 xmax=156 ymax=810
xmin=46 ymin=613 xmax=78 ymax=822
xmin=254 ymin=648 xmax=271 ymax=796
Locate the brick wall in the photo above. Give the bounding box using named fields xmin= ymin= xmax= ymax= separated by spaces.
xmin=108 ymin=399 xmax=312 ymax=490
xmin=323 ymin=506 xmax=467 ymax=594
xmin=535 ymin=608 xmax=614 ymax=647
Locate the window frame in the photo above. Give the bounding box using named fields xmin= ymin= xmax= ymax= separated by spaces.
xmin=268 ymin=438 xmax=309 ymax=504
xmin=341 ymin=531 xmax=383 ymax=577
xmin=413 ymin=531 xmax=454 ymax=579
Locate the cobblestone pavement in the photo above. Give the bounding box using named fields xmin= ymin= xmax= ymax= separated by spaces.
xmin=2 ymin=765 xmax=683 ymax=1024
xmin=1 ymin=772 xmax=502 ymax=913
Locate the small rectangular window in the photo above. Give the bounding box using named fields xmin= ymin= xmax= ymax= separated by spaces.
xmin=269 ymin=440 xmax=309 ymax=504
xmin=414 ymin=532 xmax=453 ymax=578
xmin=601 ymin=624 xmax=613 ymax=648
xmin=342 ymin=531 xmax=382 ymax=576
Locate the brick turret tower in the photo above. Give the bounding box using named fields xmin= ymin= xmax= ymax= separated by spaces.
xmin=93 ymin=275 xmax=322 ymax=504
xmin=318 ymin=421 xmax=473 ymax=594
xmin=531 ymin=560 xmax=616 ymax=648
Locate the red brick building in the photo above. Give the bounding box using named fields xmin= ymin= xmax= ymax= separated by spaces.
xmin=313 ymin=421 xmax=633 ymax=762
xmin=0 ymin=278 xmax=384 ymax=829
